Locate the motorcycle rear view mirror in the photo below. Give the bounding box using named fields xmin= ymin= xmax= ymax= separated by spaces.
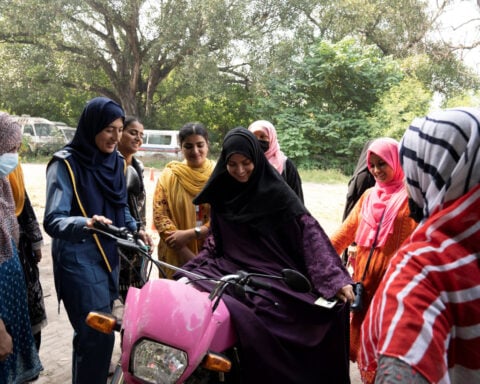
xmin=281 ymin=269 xmax=312 ymax=293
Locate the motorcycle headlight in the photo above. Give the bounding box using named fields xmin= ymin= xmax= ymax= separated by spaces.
xmin=131 ymin=339 xmax=187 ymax=384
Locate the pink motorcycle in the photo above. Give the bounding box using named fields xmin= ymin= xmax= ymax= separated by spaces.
xmin=86 ymin=223 xmax=311 ymax=384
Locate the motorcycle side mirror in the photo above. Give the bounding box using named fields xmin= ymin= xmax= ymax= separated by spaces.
xmin=281 ymin=269 xmax=312 ymax=293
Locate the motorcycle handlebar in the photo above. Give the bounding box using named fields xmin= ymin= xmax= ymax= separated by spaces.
xmin=92 ymin=221 xmax=131 ymax=240
xmin=85 ymin=223 xmax=311 ymax=304
xmin=248 ymin=278 xmax=272 ymax=291
xmin=84 ymin=222 xmax=149 ymax=256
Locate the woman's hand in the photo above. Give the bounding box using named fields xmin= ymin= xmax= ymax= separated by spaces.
xmin=86 ymin=215 xmax=112 ymax=228
xmin=165 ymin=229 xmax=191 ymax=250
xmin=137 ymin=229 xmax=154 ymax=252
xmin=0 ymin=319 xmax=13 ymax=362
xmin=335 ymin=284 xmax=355 ymax=304
xmin=347 ymin=244 xmax=357 ymax=270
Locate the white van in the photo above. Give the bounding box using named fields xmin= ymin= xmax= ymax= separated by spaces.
xmin=53 ymin=122 xmax=76 ymax=143
xmin=137 ymin=129 xmax=182 ymax=159
xmin=12 ymin=115 xmax=65 ymax=155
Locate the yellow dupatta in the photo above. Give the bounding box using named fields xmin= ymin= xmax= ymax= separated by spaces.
xmin=8 ymin=164 xmax=26 ymax=217
xmin=160 ymin=158 xmax=214 ymax=231
xmin=155 ymin=158 xmax=214 ymax=270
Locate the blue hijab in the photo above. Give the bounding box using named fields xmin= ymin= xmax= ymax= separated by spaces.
xmin=62 ymin=97 xmax=126 ymax=270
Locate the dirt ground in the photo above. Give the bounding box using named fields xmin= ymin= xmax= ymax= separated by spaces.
xmin=21 ymin=162 xmax=361 ymax=384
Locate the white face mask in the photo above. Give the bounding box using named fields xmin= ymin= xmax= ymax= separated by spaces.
xmin=0 ymin=153 xmax=19 ymax=178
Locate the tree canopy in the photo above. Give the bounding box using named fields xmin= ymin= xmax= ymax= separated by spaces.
xmin=0 ymin=0 xmax=479 ymax=171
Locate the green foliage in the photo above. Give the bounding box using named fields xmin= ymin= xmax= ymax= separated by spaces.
xmin=402 ymin=52 xmax=480 ymax=102
xmin=0 ymin=45 xmax=90 ymax=124
xmin=299 ymin=39 xmax=403 ymax=112
xmin=0 ymin=0 xmax=479 ymax=174
xmin=283 ymin=0 xmax=432 ymax=57
xmin=444 ymin=90 xmax=480 ymax=108
xmin=299 ymin=168 xmax=350 ymax=184
xmin=251 ymin=38 xmax=404 ymax=172
xmin=369 ymin=77 xmax=432 ymax=140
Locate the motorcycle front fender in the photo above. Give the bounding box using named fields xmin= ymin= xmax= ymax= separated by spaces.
xmin=120 ymin=279 xmax=235 ymax=382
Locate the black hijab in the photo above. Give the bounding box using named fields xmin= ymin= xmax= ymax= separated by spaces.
xmin=194 ymin=127 xmax=306 ymax=232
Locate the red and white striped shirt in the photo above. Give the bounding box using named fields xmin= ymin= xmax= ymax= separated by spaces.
xmin=360 ymin=184 xmax=480 ymax=384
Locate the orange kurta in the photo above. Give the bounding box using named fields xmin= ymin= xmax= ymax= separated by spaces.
xmin=330 ymin=188 xmax=417 ymax=364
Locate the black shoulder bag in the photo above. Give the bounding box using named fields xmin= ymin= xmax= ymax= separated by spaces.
xmin=350 ymin=210 xmax=385 ymax=312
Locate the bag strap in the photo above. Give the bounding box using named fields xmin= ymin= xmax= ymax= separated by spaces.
xmin=359 ymin=209 xmax=385 ymax=282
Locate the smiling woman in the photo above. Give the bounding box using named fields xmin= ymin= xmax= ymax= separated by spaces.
xmin=174 ymin=127 xmax=354 ymax=384
xmin=226 ymin=153 xmax=254 ymax=183
xmin=116 ymin=116 xmax=154 ymax=302
xmin=329 ymin=137 xmax=418 ymax=382
xmin=42 ymin=97 xmax=147 ymax=384
xmin=152 ymin=122 xmax=215 ymax=278
xmin=94 ymin=118 xmax=124 ymax=153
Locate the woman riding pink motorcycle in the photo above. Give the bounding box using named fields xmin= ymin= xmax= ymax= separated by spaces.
xmin=176 ymin=127 xmax=354 ymax=383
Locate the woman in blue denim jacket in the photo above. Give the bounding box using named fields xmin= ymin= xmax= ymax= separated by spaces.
xmin=43 ymin=97 xmax=142 ymax=384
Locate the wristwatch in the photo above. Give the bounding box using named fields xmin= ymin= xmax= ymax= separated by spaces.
xmin=194 ymin=226 xmax=202 ymax=239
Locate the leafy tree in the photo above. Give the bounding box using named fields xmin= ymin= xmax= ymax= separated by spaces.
xmin=0 ymin=0 xmax=478 ymax=170
xmin=444 ymin=90 xmax=480 ymax=108
xmin=0 ymin=0 xmax=290 ymax=119
xmin=401 ymin=50 xmax=480 ymax=104
xmin=275 ymin=0 xmax=480 ymax=100
xmin=251 ymin=38 xmax=403 ymax=171
xmin=281 ymin=0 xmax=434 ymax=56
xmin=0 ymin=44 xmax=88 ymax=123
xmin=369 ymin=76 xmax=432 ymax=140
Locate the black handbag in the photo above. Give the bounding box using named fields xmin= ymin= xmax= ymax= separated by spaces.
xmin=350 ymin=210 xmax=385 ymax=312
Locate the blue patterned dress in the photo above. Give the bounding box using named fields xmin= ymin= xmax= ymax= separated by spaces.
xmin=0 ymin=241 xmax=42 ymax=384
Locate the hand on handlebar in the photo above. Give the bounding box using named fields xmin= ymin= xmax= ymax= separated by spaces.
xmin=335 ymin=284 xmax=355 ymax=304
xmin=137 ymin=229 xmax=154 ymax=253
xmin=86 ymin=215 xmax=112 ymax=228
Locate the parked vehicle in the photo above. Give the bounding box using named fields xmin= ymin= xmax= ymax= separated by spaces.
xmin=12 ymin=115 xmax=65 ymax=155
xmin=52 ymin=121 xmax=76 ymax=143
xmin=136 ymin=129 xmax=182 ymax=159
xmin=58 ymin=125 xmax=76 ymax=143
xmin=86 ymin=223 xmax=311 ymax=384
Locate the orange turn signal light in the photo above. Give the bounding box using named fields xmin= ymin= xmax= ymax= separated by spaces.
xmin=85 ymin=311 xmax=117 ymax=334
xmin=201 ymin=352 xmax=232 ymax=373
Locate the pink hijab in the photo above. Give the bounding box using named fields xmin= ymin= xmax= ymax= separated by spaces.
xmin=354 ymin=138 xmax=407 ymax=248
xmin=248 ymin=120 xmax=287 ymax=174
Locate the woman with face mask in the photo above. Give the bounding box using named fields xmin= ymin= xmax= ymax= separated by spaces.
xmin=8 ymin=162 xmax=47 ymax=353
xmin=0 ymin=113 xmax=43 ymax=382
xmin=248 ymin=120 xmax=304 ymax=202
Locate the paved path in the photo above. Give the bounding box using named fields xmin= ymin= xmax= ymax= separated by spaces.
xmin=22 ymin=163 xmax=361 ymax=383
